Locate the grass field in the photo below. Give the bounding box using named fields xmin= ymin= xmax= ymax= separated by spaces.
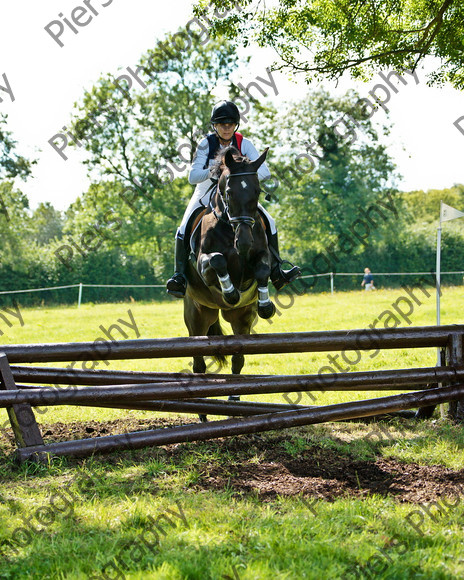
xmin=1 ymin=286 xmax=464 ymax=579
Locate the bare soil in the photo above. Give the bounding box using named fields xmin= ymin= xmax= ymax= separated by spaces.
xmin=194 ymin=438 xmax=464 ymax=503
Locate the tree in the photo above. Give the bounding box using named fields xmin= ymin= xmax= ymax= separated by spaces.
xmin=256 ymin=89 xmax=400 ymax=267
xmin=64 ymin=27 xmax=241 ymax=281
xmin=0 ymin=114 xmax=35 ymax=180
xmin=31 ymin=202 xmax=64 ymax=246
xmin=62 ymin=24 xmax=402 ymax=284
xmin=0 ymin=181 xmax=33 ymax=264
xmin=399 ymin=184 xmax=464 ymax=224
xmin=69 ymin=27 xmax=239 ymax=204
xmin=63 ymin=178 xmax=192 ymax=281
xmin=195 ymin=0 xmax=464 ymax=88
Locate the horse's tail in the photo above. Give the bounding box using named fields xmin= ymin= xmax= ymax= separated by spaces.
xmin=207 ymin=319 xmax=227 ymax=369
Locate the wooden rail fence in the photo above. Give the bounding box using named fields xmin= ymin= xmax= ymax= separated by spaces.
xmin=0 ymin=325 xmax=462 ymax=463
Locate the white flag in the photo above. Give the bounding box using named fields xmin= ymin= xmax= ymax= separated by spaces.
xmin=440 ymin=201 xmax=464 ymax=222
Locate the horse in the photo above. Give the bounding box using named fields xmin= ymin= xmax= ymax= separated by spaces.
xmin=183 ymin=147 xmax=276 ymax=417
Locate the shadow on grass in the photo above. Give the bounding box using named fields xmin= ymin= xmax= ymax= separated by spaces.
xmin=1 ymin=418 xmax=464 ymax=498
xmin=1 ymin=498 xmax=445 ymax=580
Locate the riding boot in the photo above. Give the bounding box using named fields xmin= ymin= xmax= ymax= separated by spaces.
xmin=268 ymin=232 xmax=301 ymax=291
xmin=166 ymin=236 xmax=188 ymax=298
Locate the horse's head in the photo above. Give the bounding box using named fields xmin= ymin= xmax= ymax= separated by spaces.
xmin=220 ymin=147 xmax=269 ymax=257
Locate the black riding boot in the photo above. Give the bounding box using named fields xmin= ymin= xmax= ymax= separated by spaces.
xmin=268 ymin=232 xmax=301 ymax=291
xmin=166 ymin=236 xmax=188 ymax=298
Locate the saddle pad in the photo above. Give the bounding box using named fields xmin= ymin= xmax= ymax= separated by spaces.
xmin=187 ymin=279 xmax=258 ymax=310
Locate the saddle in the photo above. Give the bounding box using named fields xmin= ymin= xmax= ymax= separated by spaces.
xmin=187 ymin=208 xmax=208 ymax=257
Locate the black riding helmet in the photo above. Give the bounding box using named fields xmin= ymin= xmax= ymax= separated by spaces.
xmin=210 ymin=100 xmax=240 ymax=127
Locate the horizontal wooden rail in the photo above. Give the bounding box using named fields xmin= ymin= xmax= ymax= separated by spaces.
xmin=1 ymin=325 xmax=463 ymax=363
xmin=58 ymin=398 xmax=314 ymax=416
xmin=16 ymin=384 xmax=464 ymax=462
xmin=10 ymin=366 xmax=263 ymax=385
xmin=2 ymin=366 xmax=464 ymax=407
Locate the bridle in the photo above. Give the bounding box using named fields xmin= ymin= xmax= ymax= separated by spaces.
xmin=211 ymin=171 xmax=258 ymax=229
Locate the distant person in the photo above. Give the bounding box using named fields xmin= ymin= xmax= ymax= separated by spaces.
xmin=361 ymin=267 xmax=376 ymax=291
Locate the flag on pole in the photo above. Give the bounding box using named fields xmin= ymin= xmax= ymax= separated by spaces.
xmin=440 ymin=202 xmax=464 ymax=222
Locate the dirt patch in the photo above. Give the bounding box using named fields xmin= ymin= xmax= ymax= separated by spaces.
xmin=0 ymin=417 xmax=196 ymax=456
xmin=2 ymin=418 xmax=464 ymax=504
xmin=196 ymin=440 xmax=464 ymax=503
xmin=40 ymin=417 xmax=194 ymax=441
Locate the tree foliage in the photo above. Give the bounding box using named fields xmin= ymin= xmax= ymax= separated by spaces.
xmin=0 ymin=182 xmax=32 ymax=263
xmin=399 ymin=184 xmax=464 ymax=224
xmin=195 ymin=0 xmax=464 ymax=88
xmin=0 ymin=114 xmax=35 ymax=180
xmin=1 ymin=19 xmax=462 ymax=303
xmin=259 ymin=89 xmax=400 ymax=266
xmin=70 ymin=27 xmax=239 ymax=201
xmin=63 ymin=27 xmax=241 ymax=282
xmin=31 ymin=202 xmax=64 ymax=246
xmin=63 ymin=177 xmax=192 ymax=281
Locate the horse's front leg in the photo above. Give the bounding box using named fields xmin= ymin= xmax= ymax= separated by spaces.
xmin=200 ymin=252 xmax=240 ymax=305
xmin=255 ymin=258 xmax=276 ymax=319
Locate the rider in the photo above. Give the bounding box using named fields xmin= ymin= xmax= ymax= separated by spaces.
xmin=166 ymin=100 xmax=300 ymax=298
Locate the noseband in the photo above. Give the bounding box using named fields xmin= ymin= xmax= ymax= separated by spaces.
xmin=216 ymin=171 xmax=258 ymax=229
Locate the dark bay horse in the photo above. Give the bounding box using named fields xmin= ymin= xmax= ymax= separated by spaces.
xmin=184 ymin=147 xmax=276 ymax=388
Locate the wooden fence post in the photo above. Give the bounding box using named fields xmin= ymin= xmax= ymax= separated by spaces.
xmin=0 ymin=353 xmax=44 ymax=448
xmin=447 ymin=334 xmax=464 ymax=422
xmin=415 ymin=346 xmax=447 ymax=419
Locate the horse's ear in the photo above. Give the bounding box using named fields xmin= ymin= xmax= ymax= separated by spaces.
xmin=224 ymin=149 xmax=239 ymax=171
xmin=251 ymin=148 xmax=269 ymax=172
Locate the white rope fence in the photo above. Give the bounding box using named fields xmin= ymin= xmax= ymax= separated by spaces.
xmin=0 ymin=284 xmax=80 ymax=295
xmin=0 ymin=273 xmax=462 ymax=306
xmin=0 ymin=283 xmax=164 ymax=307
xmin=297 ymin=271 xmax=464 ymax=295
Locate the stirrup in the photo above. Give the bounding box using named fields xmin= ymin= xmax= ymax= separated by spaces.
xmin=271 ymin=261 xmax=301 ymax=291
xmin=166 ymin=273 xmax=187 ymax=298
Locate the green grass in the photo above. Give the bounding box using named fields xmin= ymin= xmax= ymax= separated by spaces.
xmin=0 ymin=286 xmax=464 ymax=579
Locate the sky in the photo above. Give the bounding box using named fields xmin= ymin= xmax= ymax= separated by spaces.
xmin=1 ymin=0 xmax=463 ymax=211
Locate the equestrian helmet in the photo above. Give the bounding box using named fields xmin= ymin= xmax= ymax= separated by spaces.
xmin=210 ymin=100 xmax=240 ymax=125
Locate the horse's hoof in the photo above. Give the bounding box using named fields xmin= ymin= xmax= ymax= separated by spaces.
xmin=258 ymin=301 xmax=276 ymax=319
xmin=224 ymin=289 xmax=240 ymax=305
xmin=199 ymin=414 xmax=208 ymax=423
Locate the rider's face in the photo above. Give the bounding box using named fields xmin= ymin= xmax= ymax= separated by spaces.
xmin=214 ymin=122 xmax=236 ymax=142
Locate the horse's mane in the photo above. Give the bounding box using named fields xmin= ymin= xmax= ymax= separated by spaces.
xmin=210 ymin=145 xmax=251 ymax=179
